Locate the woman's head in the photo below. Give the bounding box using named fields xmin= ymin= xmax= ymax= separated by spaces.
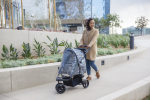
xmin=84 ymin=18 xmax=95 ymax=31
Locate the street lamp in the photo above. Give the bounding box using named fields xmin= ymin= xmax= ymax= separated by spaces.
xmin=30 ymin=14 xmax=34 ymax=28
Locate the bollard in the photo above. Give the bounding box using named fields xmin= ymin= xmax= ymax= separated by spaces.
xmin=130 ymin=33 xmax=134 ymax=49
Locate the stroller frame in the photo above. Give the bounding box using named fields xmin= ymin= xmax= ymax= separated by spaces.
xmin=55 ymin=45 xmax=91 ymax=94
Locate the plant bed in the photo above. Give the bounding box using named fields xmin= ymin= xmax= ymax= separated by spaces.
xmin=142 ymin=94 xmax=150 ymax=100
xmin=0 ymin=45 xmax=134 ymax=69
xmin=0 ymin=33 xmax=132 ymax=69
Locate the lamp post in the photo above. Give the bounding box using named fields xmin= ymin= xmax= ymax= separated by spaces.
xmin=31 ymin=14 xmax=34 ymax=28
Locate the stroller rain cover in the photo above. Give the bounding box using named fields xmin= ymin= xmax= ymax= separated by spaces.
xmin=58 ymin=48 xmax=86 ymax=77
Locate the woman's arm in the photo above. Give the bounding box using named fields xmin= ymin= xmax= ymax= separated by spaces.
xmin=88 ymin=29 xmax=99 ymax=47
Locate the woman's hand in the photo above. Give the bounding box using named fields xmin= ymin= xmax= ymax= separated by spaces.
xmin=78 ymin=45 xmax=81 ymax=48
xmin=87 ymin=45 xmax=91 ymax=48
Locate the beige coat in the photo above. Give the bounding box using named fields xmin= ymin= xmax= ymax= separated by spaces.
xmin=80 ymin=28 xmax=99 ymax=61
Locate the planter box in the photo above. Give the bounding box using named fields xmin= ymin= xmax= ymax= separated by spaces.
xmin=0 ymin=46 xmax=146 ymax=94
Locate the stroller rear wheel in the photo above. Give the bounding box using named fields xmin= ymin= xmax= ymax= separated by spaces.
xmin=82 ymin=80 xmax=89 ymax=88
xmin=55 ymin=83 xmax=66 ymax=94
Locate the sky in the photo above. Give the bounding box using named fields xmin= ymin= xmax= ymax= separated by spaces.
xmin=110 ymin=0 xmax=150 ymax=28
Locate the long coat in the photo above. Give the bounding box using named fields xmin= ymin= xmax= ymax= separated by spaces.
xmin=80 ymin=28 xmax=99 ymax=61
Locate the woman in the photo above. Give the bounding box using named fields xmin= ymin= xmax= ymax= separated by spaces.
xmin=79 ymin=18 xmax=100 ymax=81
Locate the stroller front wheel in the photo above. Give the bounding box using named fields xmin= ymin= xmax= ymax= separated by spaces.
xmin=55 ymin=83 xmax=66 ymax=94
xmin=82 ymin=80 xmax=89 ymax=88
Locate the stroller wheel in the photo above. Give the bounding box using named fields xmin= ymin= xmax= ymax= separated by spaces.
xmin=82 ymin=80 xmax=89 ymax=88
xmin=55 ymin=83 xmax=66 ymax=94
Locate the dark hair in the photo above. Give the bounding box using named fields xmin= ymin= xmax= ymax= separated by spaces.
xmin=83 ymin=18 xmax=94 ymax=31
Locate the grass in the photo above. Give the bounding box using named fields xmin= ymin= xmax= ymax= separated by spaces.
xmin=0 ymin=54 xmax=63 ymax=69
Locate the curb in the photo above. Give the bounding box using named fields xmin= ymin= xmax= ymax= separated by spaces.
xmin=97 ymin=76 xmax=150 ymax=100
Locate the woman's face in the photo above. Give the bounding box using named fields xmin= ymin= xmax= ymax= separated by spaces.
xmin=89 ymin=20 xmax=95 ymax=29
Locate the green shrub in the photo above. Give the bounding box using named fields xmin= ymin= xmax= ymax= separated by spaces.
xmin=2 ymin=60 xmax=21 ymax=68
xmin=116 ymin=49 xmax=124 ymax=53
xmin=75 ymin=39 xmax=80 ymax=48
xmin=97 ymin=34 xmax=130 ymax=48
xmin=10 ymin=44 xmax=20 ymax=60
xmin=1 ymin=44 xmax=20 ymax=60
xmin=33 ymin=38 xmax=46 ymax=57
xmin=36 ymin=58 xmax=49 ymax=64
xmin=26 ymin=59 xmax=37 ymax=65
xmin=1 ymin=45 xmax=9 ymax=60
xmin=125 ymin=32 xmax=130 ymax=37
xmin=22 ymin=42 xmax=33 ymax=59
xmin=107 ymin=45 xmax=112 ymax=49
xmin=59 ymin=40 xmax=73 ymax=49
xmin=0 ymin=62 xmax=2 ymax=69
xmin=97 ymin=48 xmax=107 ymax=56
xmin=106 ymin=50 xmax=115 ymax=55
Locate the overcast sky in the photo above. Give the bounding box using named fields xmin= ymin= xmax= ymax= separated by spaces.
xmin=110 ymin=0 xmax=150 ymax=28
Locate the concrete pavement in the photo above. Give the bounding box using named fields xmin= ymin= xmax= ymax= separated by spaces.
xmin=0 ymin=35 xmax=150 ymax=100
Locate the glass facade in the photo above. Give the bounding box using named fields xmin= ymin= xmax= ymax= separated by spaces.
xmin=102 ymin=0 xmax=110 ymax=34
xmin=56 ymin=0 xmax=84 ymax=19
xmin=103 ymin=0 xmax=110 ymax=19
xmin=122 ymin=26 xmax=150 ymax=36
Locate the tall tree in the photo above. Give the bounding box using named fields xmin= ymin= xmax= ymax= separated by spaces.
xmin=106 ymin=13 xmax=123 ymax=34
xmin=135 ymin=16 xmax=149 ymax=35
xmin=93 ymin=17 xmax=104 ymax=33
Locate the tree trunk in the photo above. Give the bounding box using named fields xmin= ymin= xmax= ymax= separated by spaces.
xmin=4 ymin=0 xmax=6 ymax=28
xmin=0 ymin=0 xmax=2 ymax=27
xmin=112 ymin=26 xmax=113 ymax=34
xmin=99 ymin=26 xmax=100 ymax=34
xmin=10 ymin=0 xmax=14 ymax=29
xmin=53 ymin=0 xmax=57 ymax=30
xmin=21 ymin=0 xmax=24 ymax=30
xmin=8 ymin=0 xmax=11 ymax=28
xmin=48 ymin=0 xmax=51 ymax=30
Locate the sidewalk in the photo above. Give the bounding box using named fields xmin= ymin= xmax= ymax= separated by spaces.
xmin=0 ymin=35 xmax=150 ymax=100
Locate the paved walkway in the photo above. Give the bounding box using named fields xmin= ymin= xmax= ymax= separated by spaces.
xmin=0 ymin=35 xmax=150 ymax=100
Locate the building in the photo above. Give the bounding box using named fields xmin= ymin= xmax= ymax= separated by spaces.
xmin=103 ymin=0 xmax=110 ymax=19
xmin=0 ymin=0 xmax=21 ymax=28
xmin=55 ymin=0 xmax=84 ymax=32
xmin=122 ymin=26 xmax=150 ymax=35
xmin=102 ymin=0 xmax=110 ymax=34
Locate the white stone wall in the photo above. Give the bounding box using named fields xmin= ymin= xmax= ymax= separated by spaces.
xmin=0 ymin=29 xmax=82 ymax=58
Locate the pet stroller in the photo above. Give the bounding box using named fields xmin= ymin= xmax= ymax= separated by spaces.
xmin=55 ymin=45 xmax=91 ymax=94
